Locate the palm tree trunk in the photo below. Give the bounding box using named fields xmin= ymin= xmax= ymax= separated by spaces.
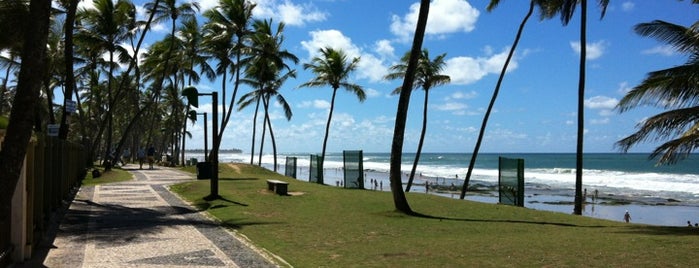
xmin=406 ymin=88 xmax=430 ymax=192
xmin=258 ymin=100 xmax=268 ymax=166
xmin=320 ymin=87 xmax=339 ymax=184
xmin=58 ymin=0 xmax=78 ymax=140
xmin=250 ymin=98 xmax=260 ymax=165
xmin=263 ymin=95 xmax=278 ymax=171
xmin=0 ymin=0 xmax=51 ymax=254
xmin=389 ymin=0 xmax=430 ymax=214
xmin=574 ymin=0 xmax=588 ymax=215
xmin=460 ymin=0 xmax=535 ymax=199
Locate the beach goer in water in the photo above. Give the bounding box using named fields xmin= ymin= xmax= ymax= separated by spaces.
xmin=624 ymin=210 xmax=631 ymax=223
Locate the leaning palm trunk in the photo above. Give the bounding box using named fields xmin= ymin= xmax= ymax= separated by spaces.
xmin=320 ymin=87 xmax=339 ymax=184
xmin=263 ymin=95 xmax=278 ymax=171
xmin=574 ymin=0 xmax=588 ymax=215
xmin=460 ymin=1 xmax=534 ymax=199
xmin=406 ymin=89 xmax=430 ymax=192
xmin=389 ymin=0 xmax=431 ymax=214
xmin=250 ymin=97 xmax=260 ymax=165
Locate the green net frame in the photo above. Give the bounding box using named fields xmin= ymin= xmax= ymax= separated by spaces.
xmin=285 ymin=156 xmax=297 ymax=178
xmin=498 ymin=157 xmax=524 ymax=207
xmin=343 ymin=150 xmax=364 ymax=189
xmin=309 ymin=154 xmax=323 ymax=183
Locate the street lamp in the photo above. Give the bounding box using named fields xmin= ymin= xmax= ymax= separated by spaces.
xmin=183 ymin=86 xmax=219 ymax=199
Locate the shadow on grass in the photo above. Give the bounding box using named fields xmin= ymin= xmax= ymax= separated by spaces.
xmin=390 ymin=210 xmax=607 ymax=228
xmin=220 ymin=177 xmax=260 ymax=181
xmin=616 ymin=225 xmax=699 ymax=236
xmin=202 ymin=195 xmax=249 ymax=207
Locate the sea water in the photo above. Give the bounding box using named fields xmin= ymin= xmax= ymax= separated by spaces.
xmin=187 ymin=152 xmax=699 ymax=225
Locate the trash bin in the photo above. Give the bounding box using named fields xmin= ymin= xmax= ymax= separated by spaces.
xmin=196 ymin=162 xmax=212 ymax=180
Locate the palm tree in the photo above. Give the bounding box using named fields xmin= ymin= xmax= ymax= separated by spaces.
xmin=178 ymin=17 xmax=215 ymax=165
xmin=202 ymin=0 xmax=256 ymax=163
xmin=459 ymin=0 xmax=557 ymax=199
xmin=616 ymin=19 xmax=699 ymax=164
xmin=78 ymin=0 xmax=136 ymax=169
xmin=300 ymin=47 xmax=364 ymax=184
xmin=0 ymin=0 xmax=52 ymax=251
xmin=385 ymin=49 xmax=450 ymax=192
xmin=241 ymin=19 xmax=297 ymax=170
xmin=553 ymin=0 xmax=609 ymax=215
xmin=58 ymin=0 xmax=80 ymax=139
xmin=388 ymin=0 xmax=431 ymax=214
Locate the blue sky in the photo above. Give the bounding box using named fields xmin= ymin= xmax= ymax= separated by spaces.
xmin=86 ymin=0 xmax=696 ymax=153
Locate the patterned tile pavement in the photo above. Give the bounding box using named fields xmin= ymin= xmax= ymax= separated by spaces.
xmin=23 ymin=165 xmax=280 ymax=268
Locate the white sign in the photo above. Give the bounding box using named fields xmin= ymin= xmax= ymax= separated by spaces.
xmin=66 ymin=100 xmax=77 ymax=113
xmin=47 ymin=124 xmax=59 ymax=137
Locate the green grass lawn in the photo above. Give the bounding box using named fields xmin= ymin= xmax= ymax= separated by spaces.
xmin=82 ymin=166 xmax=133 ymax=186
xmin=173 ymin=163 xmax=699 ymax=267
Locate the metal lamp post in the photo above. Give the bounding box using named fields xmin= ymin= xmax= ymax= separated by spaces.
xmin=183 ymin=86 xmax=219 ymax=199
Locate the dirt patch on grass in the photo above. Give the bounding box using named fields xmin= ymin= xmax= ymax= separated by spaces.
xmin=227 ymin=163 xmax=242 ymax=174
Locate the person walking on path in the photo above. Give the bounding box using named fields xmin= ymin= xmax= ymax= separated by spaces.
xmin=137 ymin=147 xmax=146 ymax=169
xmin=147 ymin=146 xmax=156 ymax=169
xmin=624 ymin=210 xmax=631 ymax=223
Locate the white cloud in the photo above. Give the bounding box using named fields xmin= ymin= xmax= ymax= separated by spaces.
xmin=301 ymin=29 xmax=389 ymax=83
xmin=585 ymin=96 xmax=618 ymax=110
xmin=570 ymin=40 xmax=607 ymax=60
xmin=447 ymin=91 xmax=478 ymax=100
xmin=590 ymin=118 xmax=610 ymax=125
xmin=390 ymin=0 xmax=479 ymax=41
xmin=299 ymin=99 xmax=330 ymax=109
xmin=443 ymin=47 xmax=518 ymax=85
xmin=585 ymin=95 xmax=619 ymax=116
xmin=617 ymin=81 xmax=633 ymax=95
xmin=375 ymin=39 xmax=395 ymax=59
xmin=642 ymin=45 xmax=676 ymax=56
xmin=253 ymin=0 xmax=326 ymax=27
xmin=621 ymin=1 xmax=635 ymax=12
xmin=365 ymin=88 xmax=381 ymax=98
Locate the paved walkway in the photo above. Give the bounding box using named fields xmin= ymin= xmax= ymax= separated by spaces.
xmin=26 ymin=165 xmax=278 ymax=268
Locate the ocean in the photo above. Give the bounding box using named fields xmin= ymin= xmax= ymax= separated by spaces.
xmin=186 ymin=152 xmax=699 ymax=226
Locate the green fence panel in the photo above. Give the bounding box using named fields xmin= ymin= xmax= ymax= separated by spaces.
xmin=285 ymin=157 xmax=297 ymax=179
xmin=343 ymin=150 xmax=364 ymax=189
xmin=498 ymin=157 xmax=525 ymax=207
xmin=309 ymin=154 xmax=323 ymax=183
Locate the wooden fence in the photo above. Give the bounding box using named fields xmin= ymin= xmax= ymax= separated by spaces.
xmin=0 ymin=133 xmax=86 ymax=265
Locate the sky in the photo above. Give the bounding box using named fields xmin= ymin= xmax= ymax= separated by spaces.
xmin=76 ymin=0 xmax=697 ymax=154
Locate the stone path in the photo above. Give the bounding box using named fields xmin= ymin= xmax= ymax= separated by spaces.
xmin=29 ymin=165 xmax=279 ymax=268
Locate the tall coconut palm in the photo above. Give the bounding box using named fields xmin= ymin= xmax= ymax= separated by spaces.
xmin=202 ymin=0 xmax=256 ymax=162
xmin=78 ymin=0 xmax=136 ymax=168
xmin=553 ymin=0 xmax=609 ymax=215
xmin=178 ymin=17 xmax=214 ymax=165
xmin=388 ymin=0 xmax=431 ymax=214
xmin=385 ymin=49 xmax=450 ymax=192
xmin=242 ymin=19 xmax=297 ymax=170
xmin=459 ymin=0 xmax=557 ymax=199
xmin=616 ymin=18 xmax=699 ymax=164
xmin=300 ymin=47 xmax=364 ymax=184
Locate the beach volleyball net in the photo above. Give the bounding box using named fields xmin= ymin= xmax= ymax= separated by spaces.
xmin=310 ymin=154 xmax=323 ymax=183
xmin=498 ymin=157 xmax=525 ymax=207
xmin=285 ymin=156 xmax=297 ymax=178
xmin=343 ymin=150 xmax=364 ymax=189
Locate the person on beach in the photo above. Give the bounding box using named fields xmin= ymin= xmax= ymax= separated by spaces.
xmin=137 ymin=147 xmax=146 ymax=169
xmin=425 ymin=182 xmax=429 ymax=193
xmin=624 ymin=210 xmax=631 ymax=223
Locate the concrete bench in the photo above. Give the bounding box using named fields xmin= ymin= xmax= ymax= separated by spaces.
xmin=266 ymin=179 xmax=289 ymax=195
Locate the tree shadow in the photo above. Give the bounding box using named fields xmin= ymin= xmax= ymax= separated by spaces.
xmin=400 ymin=210 xmax=607 ymax=228
xmin=614 ymin=225 xmax=699 ymax=236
